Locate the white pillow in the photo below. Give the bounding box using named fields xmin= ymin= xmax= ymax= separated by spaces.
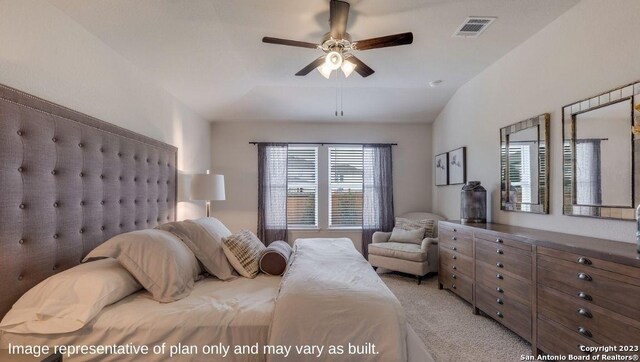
xmin=222 ymin=230 xmax=266 ymax=278
xmin=0 ymin=258 xmax=141 ymax=334
xmin=84 ymin=229 xmax=201 ymax=302
xmin=388 ymin=227 xmax=426 ymax=245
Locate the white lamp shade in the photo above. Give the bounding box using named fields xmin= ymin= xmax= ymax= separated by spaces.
xmin=341 ymin=60 xmax=356 ymax=78
xmin=317 ymin=63 xmax=332 ymax=79
xmin=190 ymin=174 xmax=225 ymax=201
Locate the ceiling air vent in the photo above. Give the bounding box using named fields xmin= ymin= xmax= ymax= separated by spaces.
xmin=453 ymin=17 xmax=496 ymax=38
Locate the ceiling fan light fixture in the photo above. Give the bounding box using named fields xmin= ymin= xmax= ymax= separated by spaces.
xmin=341 ymin=60 xmax=356 ymax=78
xmin=318 ymin=63 xmax=333 ymax=79
xmin=325 ymin=51 xmax=343 ymax=70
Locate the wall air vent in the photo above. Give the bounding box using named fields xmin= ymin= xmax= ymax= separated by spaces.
xmin=453 ymin=17 xmax=496 ymax=38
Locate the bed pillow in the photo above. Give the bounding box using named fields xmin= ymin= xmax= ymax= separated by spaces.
xmin=259 ymin=240 xmax=293 ymax=276
xmin=157 ymin=217 xmax=236 ymax=280
xmin=0 ymin=258 xmax=141 ymax=334
xmin=222 ymin=230 xmax=266 ymax=278
xmin=388 ymin=226 xmax=426 ymax=245
xmin=84 ymin=229 xmax=201 ymax=302
xmin=395 ymin=217 xmax=437 ymax=238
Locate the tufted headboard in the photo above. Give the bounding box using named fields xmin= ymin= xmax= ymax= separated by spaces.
xmin=0 ymin=84 xmax=177 ymax=319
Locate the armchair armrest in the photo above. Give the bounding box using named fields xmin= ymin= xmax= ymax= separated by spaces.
xmin=421 ymin=237 xmax=438 ymax=250
xmin=372 ymin=231 xmax=392 ymax=244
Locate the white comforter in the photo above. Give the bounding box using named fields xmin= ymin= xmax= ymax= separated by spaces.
xmin=267 ymin=238 xmax=407 ymax=362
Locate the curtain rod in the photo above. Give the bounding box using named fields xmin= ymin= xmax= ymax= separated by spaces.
xmin=249 ymin=142 xmax=398 ymax=146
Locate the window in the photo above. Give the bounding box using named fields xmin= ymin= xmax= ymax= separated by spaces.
xmin=508 ymin=144 xmax=532 ymax=204
xmin=329 ymin=147 xmax=363 ymax=228
xmin=287 ymin=147 xmax=318 ymax=228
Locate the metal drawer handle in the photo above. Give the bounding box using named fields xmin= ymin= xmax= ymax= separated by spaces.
xmin=452 ymin=236 xmax=457 ymax=241
xmin=452 ymin=265 xmax=457 ymax=270
xmin=496 ymin=311 xmax=504 ymax=318
xmin=496 ymin=298 xmax=503 ymax=305
xmin=578 ymin=327 xmax=592 ymax=338
xmin=452 ymin=274 xmax=457 ymax=279
xmin=578 ymin=291 xmax=592 ymax=301
xmin=496 ymin=262 xmax=504 ymax=268
xmin=452 ymin=246 xmax=457 ymax=251
xmin=496 ymin=287 xmax=504 ymax=293
xmin=452 ymin=284 xmax=457 ymax=290
xmin=496 ymin=238 xmax=503 ymax=243
xmin=496 ymin=273 xmax=504 ymax=280
xmin=578 ymin=273 xmax=592 ymax=281
xmin=452 ymin=255 xmax=457 ymax=260
xmin=577 ymin=308 xmax=593 ymax=318
xmin=578 ymin=345 xmax=593 ymax=355
xmin=577 ymin=257 xmax=592 ymax=265
xmin=453 ymin=228 xmax=457 ymax=232
xmin=496 ymin=249 xmax=504 ymax=255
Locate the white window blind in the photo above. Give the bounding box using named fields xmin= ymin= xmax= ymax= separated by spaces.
xmin=287 ymin=147 xmax=318 ymax=228
xmin=509 ymin=144 xmax=532 ymax=204
xmin=329 ymin=147 xmax=363 ymax=228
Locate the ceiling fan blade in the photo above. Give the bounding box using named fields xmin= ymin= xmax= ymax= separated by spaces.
xmin=295 ymin=56 xmax=326 ymax=76
xmin=262 ymin=37 xmax=318 ymax=49
xmin=347 ymin=55 xmax=375 ymax=77
xmin=329 ymin=0 xmax=350 ymax=39
xmin=353 ymin=32 xmax=413 ymax=51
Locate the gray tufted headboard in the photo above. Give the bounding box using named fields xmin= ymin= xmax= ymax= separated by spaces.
xmin=0 ymin=84 xmax=177 ymax=319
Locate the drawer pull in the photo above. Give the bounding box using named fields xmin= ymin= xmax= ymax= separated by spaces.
xmin=453 ymin=228 xmax=457 ymax=232
xmin=496 ymin=311 xmax=503 ymax=318
xmin=496 ymin=287 xmax=504 ymax=293
xmin=452 ymin=236 xmax=457 ymax=241
xmin=452 ymin=246 xmax=457 ymax=251
xmin=577 ymin=327 xmax=592 ymax=338
xmin=452 ymin=274 xmax=457 ymax=279
xmin=496 ymin=238 xmax=503 ymax=243
xmin=577 ymin=257 xmax=592 ymax=265
xmin=577 ymin=308 xmax=593 ymax=318
xmin=452 ymin=265 xmax=457 ymax=270
xmin=496 ymin=249 xmax=504 ymax=255
xmin=496 ymin=262 xmax=504 ymax=268
xmin=452 ymin=255 xmax=457 ymax=260
xmin=452 ymin=284 xmax=457 ymax=290
xmin=578 ymin=291 xmax=592 ymax=301
xmin=496 ymin=298 xmax=503 ymax=305
xmin=496 ymin=273 xmax=504 ymax=280
xmin=577 ymin=273 xmax=592 ymax=281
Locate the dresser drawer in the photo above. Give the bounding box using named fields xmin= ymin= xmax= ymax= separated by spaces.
xmin=538 ymin=246 xmax=640 ymax=280
xmin=439 ymin=232 xmax=473 ymax=257
xmin=476 ymin=284 xmax=532 ymax=341
xmin=476 ymin=261 xmax=531 ymax=306
xmin=537 ymin=255 xmax=640 ymax=313
xmin=476 ymin=239 xmax=531 ymax=280
xmin=538 ymin=317 xmax=599 ymax=357
xmin=440 ymin=270 xmax=473 ymax=304
xmin=474 ymin=230 xmax=531 ymax=252
xmin=440 ymin=248 xmax=473 ymax=278
xmin=538 ymin=285 xmax=640 ymax=346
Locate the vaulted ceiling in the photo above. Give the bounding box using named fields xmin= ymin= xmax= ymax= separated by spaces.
xmin=50 ymin=0 xmax=579 ymax=122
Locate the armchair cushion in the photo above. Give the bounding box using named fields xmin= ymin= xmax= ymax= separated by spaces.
xmin=388 ymin=227 xmax=426 ymax=245
xmin=368 ymin=242 xmax=427 ymax=262
xmin=372 ymin=231 xmax=392 ymax=244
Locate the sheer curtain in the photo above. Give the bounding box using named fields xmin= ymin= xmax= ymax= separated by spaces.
xmin=257 ymin=144 xmax=288 ymax=245
xmin=362 ymin=144 xmax=394 ymax=259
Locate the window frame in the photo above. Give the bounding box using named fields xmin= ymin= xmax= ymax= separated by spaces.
xmin=327 ymin=146 xmax=364 ymax=230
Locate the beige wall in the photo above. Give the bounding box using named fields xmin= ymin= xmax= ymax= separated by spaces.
xmin=210 ymin=121 xmax=433 ymax=251
xmin=432 ymin=0 xmax=640 ymax=243
xmin=0 ymin=0 xmax=211 ymax=220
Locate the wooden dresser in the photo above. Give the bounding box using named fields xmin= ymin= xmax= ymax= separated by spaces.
xmin=438 ymin=221 xmax=640 ymax=356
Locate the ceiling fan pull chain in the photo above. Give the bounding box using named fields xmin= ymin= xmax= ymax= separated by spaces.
xmin=335 ymin=71 xmax=339 ymax=117
xmin=340 ymin=73 xmax=344 ymax=116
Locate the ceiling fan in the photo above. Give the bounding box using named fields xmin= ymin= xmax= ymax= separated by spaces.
xmin=262 ymin=0 xmax=413 ymax=79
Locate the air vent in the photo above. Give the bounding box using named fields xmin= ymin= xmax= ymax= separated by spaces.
xmin=453 ymin=17 xmax=496 ymax=38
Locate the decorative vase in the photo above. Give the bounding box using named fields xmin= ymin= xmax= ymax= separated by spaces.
xmin=461 ymin=181 xmax=487 ymax=223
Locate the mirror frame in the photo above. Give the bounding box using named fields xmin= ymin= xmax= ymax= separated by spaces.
xmin=562 ymin=81 xmax=640 ymax=220
xmin=500 ymin=113 xmax=550 ymax=214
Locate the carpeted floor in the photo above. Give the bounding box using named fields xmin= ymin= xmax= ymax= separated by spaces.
xmin=380 ymin=272 xmax=531 ymax=362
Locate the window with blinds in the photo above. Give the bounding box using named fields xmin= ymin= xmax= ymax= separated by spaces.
xmin=287 ymin=146 xmax=318 ymax=228
xmin=509 ymin=144 xmax=532 ymax=203
xmin=329 ymin=147 xmax=363 ymax=228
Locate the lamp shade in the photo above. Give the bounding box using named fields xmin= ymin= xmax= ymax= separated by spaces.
xmin=190 ymin=174 xmax=225 ymax=201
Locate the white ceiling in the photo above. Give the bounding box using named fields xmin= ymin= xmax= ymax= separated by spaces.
xmin=49 ymin=0 xmax=579 ymax=123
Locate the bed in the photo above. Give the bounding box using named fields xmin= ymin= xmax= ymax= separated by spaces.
xmin=0 ymin=84 xmax=433 ymax=362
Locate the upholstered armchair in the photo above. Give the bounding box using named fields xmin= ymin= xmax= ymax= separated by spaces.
xmin=368 ymin=212 xmax=445 ymax=284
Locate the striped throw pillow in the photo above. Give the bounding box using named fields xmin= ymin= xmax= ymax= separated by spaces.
xmin=395 ymin=217 xmax=437 ymax=239
xmin=222 ymin=230 xmax=266 ymax=278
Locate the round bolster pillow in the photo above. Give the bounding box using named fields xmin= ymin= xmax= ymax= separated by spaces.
xmin=259 ymin=240 xmax=293 ymax=276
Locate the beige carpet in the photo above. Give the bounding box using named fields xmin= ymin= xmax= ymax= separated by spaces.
xmin=380 ymin=273 xmax=531 ymax=362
